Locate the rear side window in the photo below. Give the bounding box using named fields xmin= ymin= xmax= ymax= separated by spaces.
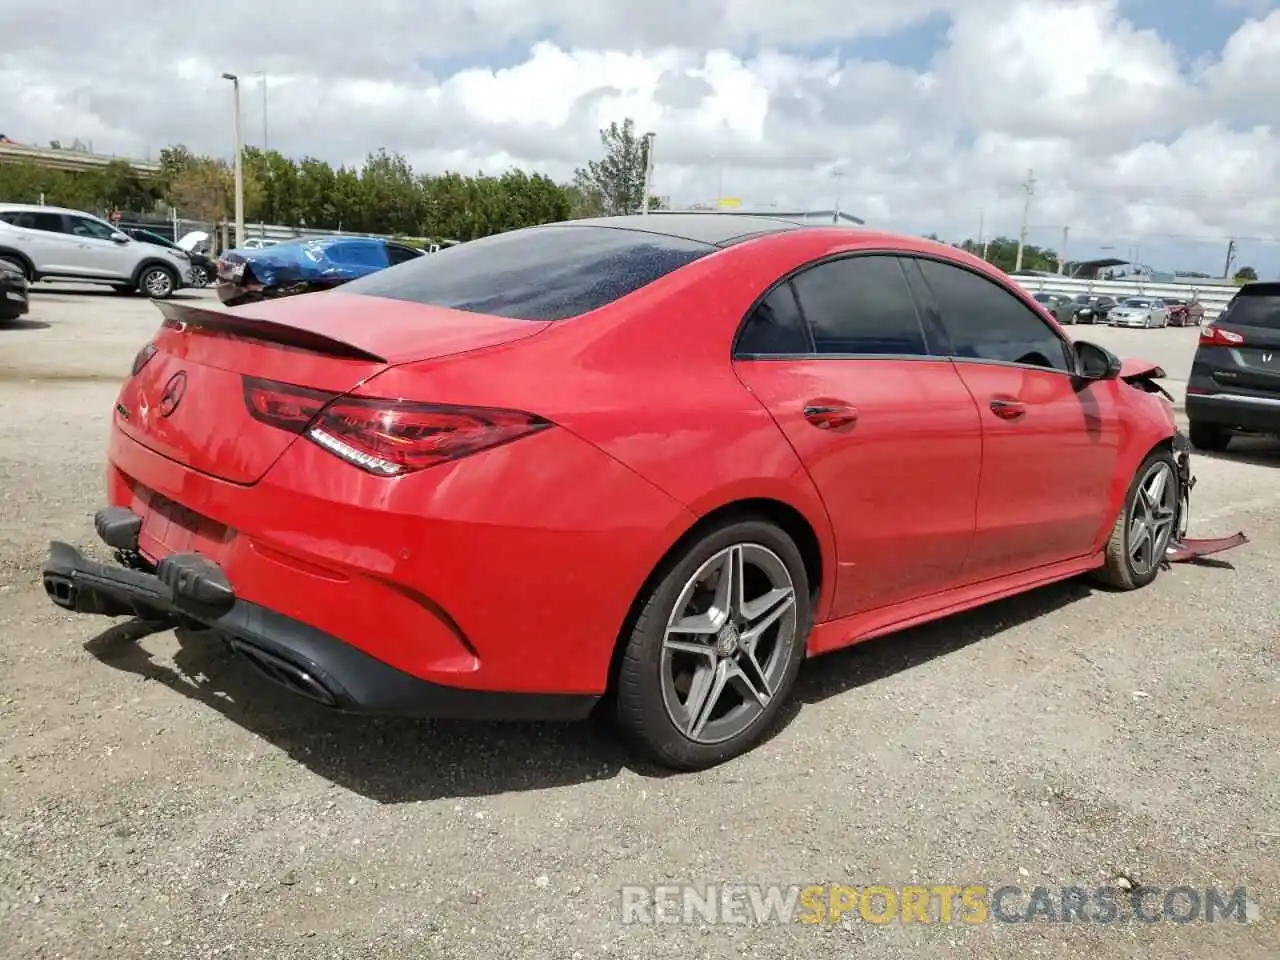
xmin=343 ymin=225 xmax=713 ymax=321
xmin=10 ymin=212 xmax=66 ymax=233
xmin=737 ymin=282 xmax=812 ymax=355
xmin=790 ymin=255 xmax=928 ymax=356
xmin=1220 ymin=285 xmax=1280 ymax=329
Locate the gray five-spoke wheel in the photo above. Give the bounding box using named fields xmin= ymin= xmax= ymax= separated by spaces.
xmin=1128 ymin=459 xmax=1178 ymax=576
xmin=659 ymin=543 xmax=798 ymax=745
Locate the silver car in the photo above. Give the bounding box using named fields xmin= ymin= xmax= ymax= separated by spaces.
xmin=0 ymin=203 xmax=193 ymax=298
xmin=1108 ymin=297 xmax=1170 ymax=328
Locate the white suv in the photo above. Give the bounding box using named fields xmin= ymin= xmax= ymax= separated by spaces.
xmin=0 ymin=203 xmax=194 ymax=299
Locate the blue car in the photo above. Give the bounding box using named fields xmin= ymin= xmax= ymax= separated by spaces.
xmin=215 ymin=235 xmax=425 ymax=306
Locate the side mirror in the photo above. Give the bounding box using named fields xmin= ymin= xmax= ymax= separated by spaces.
xmin=110 ymin=232 xmax=130 ymax=243
xmin=1072 ymin=340 xmax=1122 ymax=381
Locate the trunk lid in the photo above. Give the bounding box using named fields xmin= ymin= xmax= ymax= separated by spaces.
xmin=114 ymin=293 xmax=551 ymax=485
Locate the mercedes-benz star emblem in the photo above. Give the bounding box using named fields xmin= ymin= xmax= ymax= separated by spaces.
xmin=158 ymin=371 xmax=188 ymax=418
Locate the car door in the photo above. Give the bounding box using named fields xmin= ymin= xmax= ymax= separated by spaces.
xmin=5 ymin=211 xmax=81 ymax=273
xmin=732 ymin=253 xmax=983 ymax=620
xmin=905 ymin=256 xmax=1121 ymax=580
xmin=62 ymin=213 xmax=136 ymax=278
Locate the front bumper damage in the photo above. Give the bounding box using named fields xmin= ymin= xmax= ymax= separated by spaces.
xmin=1164 ymin=429 xmax=1249 ymax=564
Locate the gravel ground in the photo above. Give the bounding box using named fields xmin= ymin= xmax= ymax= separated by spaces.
xmin=1 ymin=286 xmax=1277 ymax=959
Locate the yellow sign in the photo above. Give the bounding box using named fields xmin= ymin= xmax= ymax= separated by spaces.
xmin=717 ymin=197 xmax=741 ymax=208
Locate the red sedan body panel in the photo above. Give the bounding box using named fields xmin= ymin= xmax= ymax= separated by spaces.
xmin=95 ymin=226 xmax=1180 ymax=699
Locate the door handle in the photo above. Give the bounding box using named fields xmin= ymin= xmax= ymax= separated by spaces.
xmin=989 ymin=398 xmax=1026 ymax=421
xmin=803 ymin=401 xmax=859 ymax=430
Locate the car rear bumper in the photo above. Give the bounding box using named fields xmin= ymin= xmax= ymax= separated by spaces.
xmin=1185 ymin=392 xmax=1280 ymax=432
xmin=0 ymin=274 xmax=29 ymax=315
xmin=41 ymin=512 xmax=599 ymax=721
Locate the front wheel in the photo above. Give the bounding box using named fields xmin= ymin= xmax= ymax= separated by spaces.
xmin=1091 ymin=449 xmax=1180 ymax=591
xmin=190 ymin=264 xmax=210 ymax=287
xmin=139 ymin=265 xmax=177 ymax=299
xmin=613 ymin=519 xmax=812 ymax=770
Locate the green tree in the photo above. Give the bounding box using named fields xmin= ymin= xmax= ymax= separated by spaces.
xmin=955 ymin=236 xmax=1058 ymax=273
xmin=1234 ymin=266 xmax=1258 ymax=283
xmin=571 ymin=118 xmax=663 ymax=216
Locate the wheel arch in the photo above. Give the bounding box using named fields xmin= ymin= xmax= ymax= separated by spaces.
xmin=0 ymin=247 xmax=36 ymax=280
xmin=1093 ymin=429 xmax=1177 ymax=552
xmin=604 ymin=495 xmax=827 ymax=696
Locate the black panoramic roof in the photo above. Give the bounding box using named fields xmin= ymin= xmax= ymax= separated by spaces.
xmin=563 ymin=213 xmax=806 ymax=248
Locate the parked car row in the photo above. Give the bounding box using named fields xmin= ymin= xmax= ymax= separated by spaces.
xmin=1029 ymin=290 xmax=1207 ymax=329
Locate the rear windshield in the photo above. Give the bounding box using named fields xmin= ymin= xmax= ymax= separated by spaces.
xmin=343 ymin=224 xmax=714 ymax=321
xmin=1220 ymin=284 xmax=1280 ymax=329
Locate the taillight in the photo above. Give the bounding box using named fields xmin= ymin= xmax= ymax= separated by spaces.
xmin=1200 ymin=325 xmax=1244 ymax=346
xmin=242 ymin=376 xmax=551 ymax=476
xmin=243 ymin=377 xmax=337 ymax=432
xmin=131 ymin=343 xmax=158 ymax=375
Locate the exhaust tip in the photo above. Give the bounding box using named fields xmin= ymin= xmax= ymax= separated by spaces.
xmin=227 ymin=638 xmax=340 ymax=708
xmin=43 ymin=574 xmax=77 ymax=609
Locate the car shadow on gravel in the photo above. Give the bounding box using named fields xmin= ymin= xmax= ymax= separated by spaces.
xmin=784 ymin=578 xmax=1094 ymax=720
xmin=81 ymin=576 xmax=1111 ymax=802
xmin=0 ymin=318 xmax=51 ymax=331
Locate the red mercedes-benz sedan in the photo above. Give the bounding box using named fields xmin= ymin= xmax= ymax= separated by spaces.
xmin=43 ymin=213 xmax=1196 ymax=770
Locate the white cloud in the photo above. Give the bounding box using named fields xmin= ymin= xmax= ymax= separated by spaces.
xmin=1 ymin=0 xmax=1278 ymax=274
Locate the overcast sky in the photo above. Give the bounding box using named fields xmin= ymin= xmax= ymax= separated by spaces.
xmin=3 ymin=0 xmax=1278 ymax=276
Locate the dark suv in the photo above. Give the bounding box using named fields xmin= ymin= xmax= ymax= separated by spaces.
xmin=1185 ymin=281 xmax=1280 ymax=451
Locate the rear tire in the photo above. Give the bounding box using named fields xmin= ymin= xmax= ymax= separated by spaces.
xmin=1091 ymin=449 xmax=1180 ymax=591
xmin=614 ymin=518 xmax=812 ymax=771
xmin=1188 ymin=421 xmax=1229 ymax=452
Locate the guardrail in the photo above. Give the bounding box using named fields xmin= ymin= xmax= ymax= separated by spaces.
xmin=1007 ymin=274 xmax=1237 ymax=321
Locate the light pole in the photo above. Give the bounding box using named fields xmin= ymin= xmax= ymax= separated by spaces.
xmin=640 ymin=131 xmax=656 ymax=215
xmin=258 ymin=72 xmax=268 ymax=152
xmin=222 ymin=72 xmax=245 ymax=248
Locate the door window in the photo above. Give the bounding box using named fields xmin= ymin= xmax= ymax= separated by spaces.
xmin=736 ymin=281 xmax=812 ymax=356
xmin=914 ymin=258 xmax=1072 ymax=372
xmin=65 ymin=215 xmax=118 ymax=240
xmin=385 ymin=242 xmax=424 ymax=266
xmin=789 ymin=255 xmax=928 ymax=356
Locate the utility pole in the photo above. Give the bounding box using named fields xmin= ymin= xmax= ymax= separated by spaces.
xmin=259 ymin=72 xmax=268 ymax=153
xmin=640 ymin=131 xmax=656 ymax=215
xmin=1058 ymin=225 xmax=1069 ymax=275
xmin=1223 ymin=238 xmax=1236 ymax=279
xmin=832 ymin=169 xmax=846 ymax=224
xmin=1014 ymin=169 xmax=1035 ymax=272
xmin=976 ymin=208 xmax=985 ymax=258
xmin=221 ymin=72 xmax=245 ymax=248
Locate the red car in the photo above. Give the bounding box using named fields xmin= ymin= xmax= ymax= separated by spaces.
xmin=43 ymin=214 xmax=1198 ymax=771
xmin=1162 ymin=297 xmax=1206 ymax=326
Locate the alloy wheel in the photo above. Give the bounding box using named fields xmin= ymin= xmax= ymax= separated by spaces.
xmin=659 ymin=543 xmax=798 ymax=745
xmin=1128 ymin=460 xmax=1178 ymax=577
xmin=143 ymin=268 xmax=173 ymax=298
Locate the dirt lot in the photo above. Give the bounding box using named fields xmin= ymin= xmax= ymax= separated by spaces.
xmin=1 ymin=287 xmax=1277 ymax=959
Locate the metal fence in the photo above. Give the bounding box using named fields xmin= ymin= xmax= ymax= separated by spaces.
xmin=1007 ymin=274 xmax=1239 ymax=321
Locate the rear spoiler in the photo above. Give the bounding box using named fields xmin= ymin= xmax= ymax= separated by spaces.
xmin=153 ymin=300 xmax=387 ymax=363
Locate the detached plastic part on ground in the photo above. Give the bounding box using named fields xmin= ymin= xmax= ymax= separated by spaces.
xmin=1165 ymin=429 xmax=1249 ymax=567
